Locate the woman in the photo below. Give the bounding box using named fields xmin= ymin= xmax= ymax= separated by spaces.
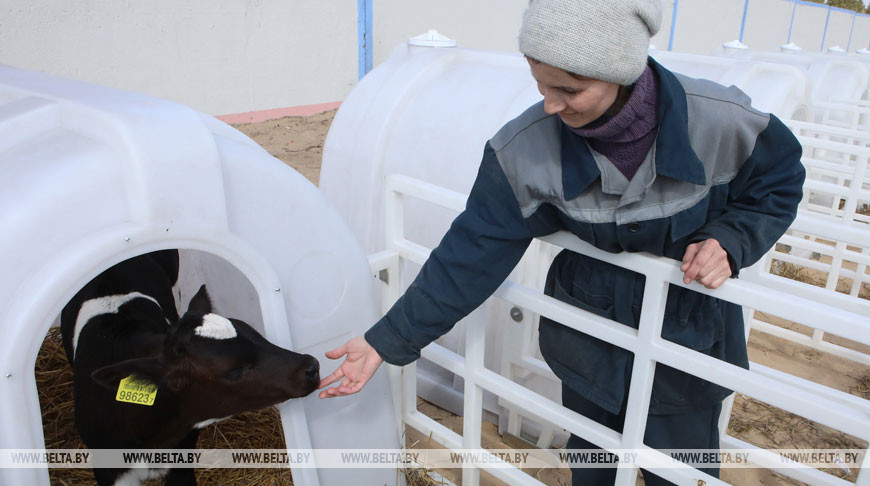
xmin=319 ymin=0 xmax=805 ymax=484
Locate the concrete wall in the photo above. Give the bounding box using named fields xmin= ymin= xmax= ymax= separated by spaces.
xmin=671 ymin=0 xmax=746 ymax=54
xmin=1 ymin=0 xmax=868 ymax=116
xmin=744 ymin=0 xmax=795 ymax=52
xmin=825 ymin=8 xmax=857 ymax=50
xmin=652 ymin=1 xmax=677 ymax=51
xmin=793 ymin=2 xmax=835 ymax=51
xmin=371 ymin=0 xmax=870 ymax=61
xmin=0 ymin=0 xmax=358 ymax=116
xmin=854 ymin=16 xmax=870 ymax=51
xmin=372 ymin=0 xmax=527 ymax=66
xmin=372 ymin=0 xmax=870 ymax=57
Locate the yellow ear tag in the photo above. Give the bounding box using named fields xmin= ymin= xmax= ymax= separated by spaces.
xmin=115 ymin=375 xmax=158 ymax=406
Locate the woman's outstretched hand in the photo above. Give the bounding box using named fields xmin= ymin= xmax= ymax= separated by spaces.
xmin=318 ymin=336 xmax=384 ymax=398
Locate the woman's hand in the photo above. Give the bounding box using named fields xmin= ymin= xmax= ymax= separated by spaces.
xmin=318 ymin=336 xmax=384 ymax=398
xmin=680 ymin=238 xmax=732 ymax=289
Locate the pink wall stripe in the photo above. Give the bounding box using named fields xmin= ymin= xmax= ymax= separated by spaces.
xmin=217 ymin=101 xmax=342 ymax=124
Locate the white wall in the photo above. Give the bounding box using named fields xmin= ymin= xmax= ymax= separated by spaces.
xmin=651 ymin=0 xmax=677 ymax=50
xmin=371 ymin=0 xmax=870 ymax=58
xmin=372 ymin=0 xmax=527 ymax=66
xmin=673 ymin=0 xmax=746 ymax=54
xmin=825 ymin=8 xmax=856 ymax=50
xmin=744 ymin=0 xmax=795 ymax=52
xmin=0 ymin=0 xmax=358 ymax=116
xmin=1 ymin=0 xmax=868 ymax=115
xmin=792 ymin=2 xmax=833 ymax=51
xmin=854 ymin=16 xmax=870 ymax=51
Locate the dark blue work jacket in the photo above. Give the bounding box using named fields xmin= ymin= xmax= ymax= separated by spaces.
xmin=366 ymin=59 xmax=805 ymax=414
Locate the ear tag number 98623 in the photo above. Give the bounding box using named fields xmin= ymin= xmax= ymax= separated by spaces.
xmin=115 ymin=375 xmax=158 ymax=406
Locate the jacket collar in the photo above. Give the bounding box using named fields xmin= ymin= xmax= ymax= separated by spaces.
xmin=562 ymin=57 xmax=706 ymax=201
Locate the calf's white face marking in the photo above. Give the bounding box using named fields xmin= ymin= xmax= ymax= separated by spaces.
xmin=194 ymin=313 xmax=237 ymax=340
xmin=73 ymin=292 xmax=160 ymax=360
xmin=113 ymin=466 xmax=167 ymax=486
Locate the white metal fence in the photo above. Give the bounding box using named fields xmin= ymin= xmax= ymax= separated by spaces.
xmin=368 ymin=174 xmax=870 ymax=486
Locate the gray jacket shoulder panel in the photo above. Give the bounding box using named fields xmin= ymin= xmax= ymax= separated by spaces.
xmin=490 ymin=101 xmax=565 ymax=218
xmin=490 ymin=101 xmax=554 ymax=151
xmin=676 ymin=74 xmax=771 ymax=185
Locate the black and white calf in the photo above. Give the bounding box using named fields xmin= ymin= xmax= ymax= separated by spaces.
xmin=60 ymin=250 xmax=320 ymax=486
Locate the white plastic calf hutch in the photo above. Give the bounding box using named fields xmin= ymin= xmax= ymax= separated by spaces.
xmin=0 ymin=65 xmax=400 ymax=486
xmin=321 ymin=38 xmax=870 ymax=486
xmin=648 ymin=50 xmax=811 ymax=121
xmin=321 ymin=41 xmax=542 ymax=419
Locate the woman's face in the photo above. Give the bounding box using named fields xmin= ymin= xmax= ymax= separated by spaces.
xmin=527 ymin=58 xmax=621 ymax=128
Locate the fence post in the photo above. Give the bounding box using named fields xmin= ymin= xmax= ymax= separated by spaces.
xmin=739 ymin=0 xmax=750 ymax=43
xmin=787 ymin=0 xmax=798 ymax=44
xmin=820 ymin=4 xmax=832 ymax=51
xmin=848 ymin=13 xmax=857 ymax=52
xmin=668 ymin=0 xmax=679 ymax=51
xmin=461 ymin=314 xmax=486 ymax=486
xmin=615 ymin=277 xmax=669 ymax=486
xmin=357 ymin=0 xmax=373 ymax=79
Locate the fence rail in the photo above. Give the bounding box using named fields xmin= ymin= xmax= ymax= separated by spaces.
xmin=370 ymin=174 xmax=870 ymax=486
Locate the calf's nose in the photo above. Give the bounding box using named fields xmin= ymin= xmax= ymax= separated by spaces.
xmin=305 ymin=358 xmax=320 ymax=381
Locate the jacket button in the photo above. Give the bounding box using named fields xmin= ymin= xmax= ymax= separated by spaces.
xmin=628 ymin=222 xmax=640 ymax=233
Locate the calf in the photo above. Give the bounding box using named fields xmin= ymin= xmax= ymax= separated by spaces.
xmin=60 ymin=250 xmax=320 ymax=486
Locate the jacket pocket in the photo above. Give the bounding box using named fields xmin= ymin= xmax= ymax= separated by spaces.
xmin=560 ymin=275 xmax=614 ymax=319
xmin=662 ymin=286 xmax=725 ymax=350
xmin=540 ymin=274 xmax=629 ymax=413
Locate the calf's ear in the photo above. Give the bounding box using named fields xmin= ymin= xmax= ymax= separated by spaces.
xmin=91 ymin=358 xmax=165 ymax=391
xmin=185 ymin=285 xmax=212 ymax=316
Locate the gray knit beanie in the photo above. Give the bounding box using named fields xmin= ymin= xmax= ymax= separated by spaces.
xmin=519 ymin=0 xmax=662 ymax=85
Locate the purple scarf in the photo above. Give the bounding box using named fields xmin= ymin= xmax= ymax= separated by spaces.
xmin=570 ymin=64 xmax=659 ymax=181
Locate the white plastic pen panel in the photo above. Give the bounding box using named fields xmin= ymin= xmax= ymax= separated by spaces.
xmin=375 ymin=174 xmax=870 ymax=486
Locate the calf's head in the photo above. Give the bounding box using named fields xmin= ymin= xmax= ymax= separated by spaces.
xmin=91 ymin=285 xmax=320 ymax=423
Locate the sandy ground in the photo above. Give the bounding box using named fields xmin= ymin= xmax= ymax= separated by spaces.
xmin=232 ymin=110 xmax=333 ymax=186
xmin=230 ymin=110 xmax=870 ymax=485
